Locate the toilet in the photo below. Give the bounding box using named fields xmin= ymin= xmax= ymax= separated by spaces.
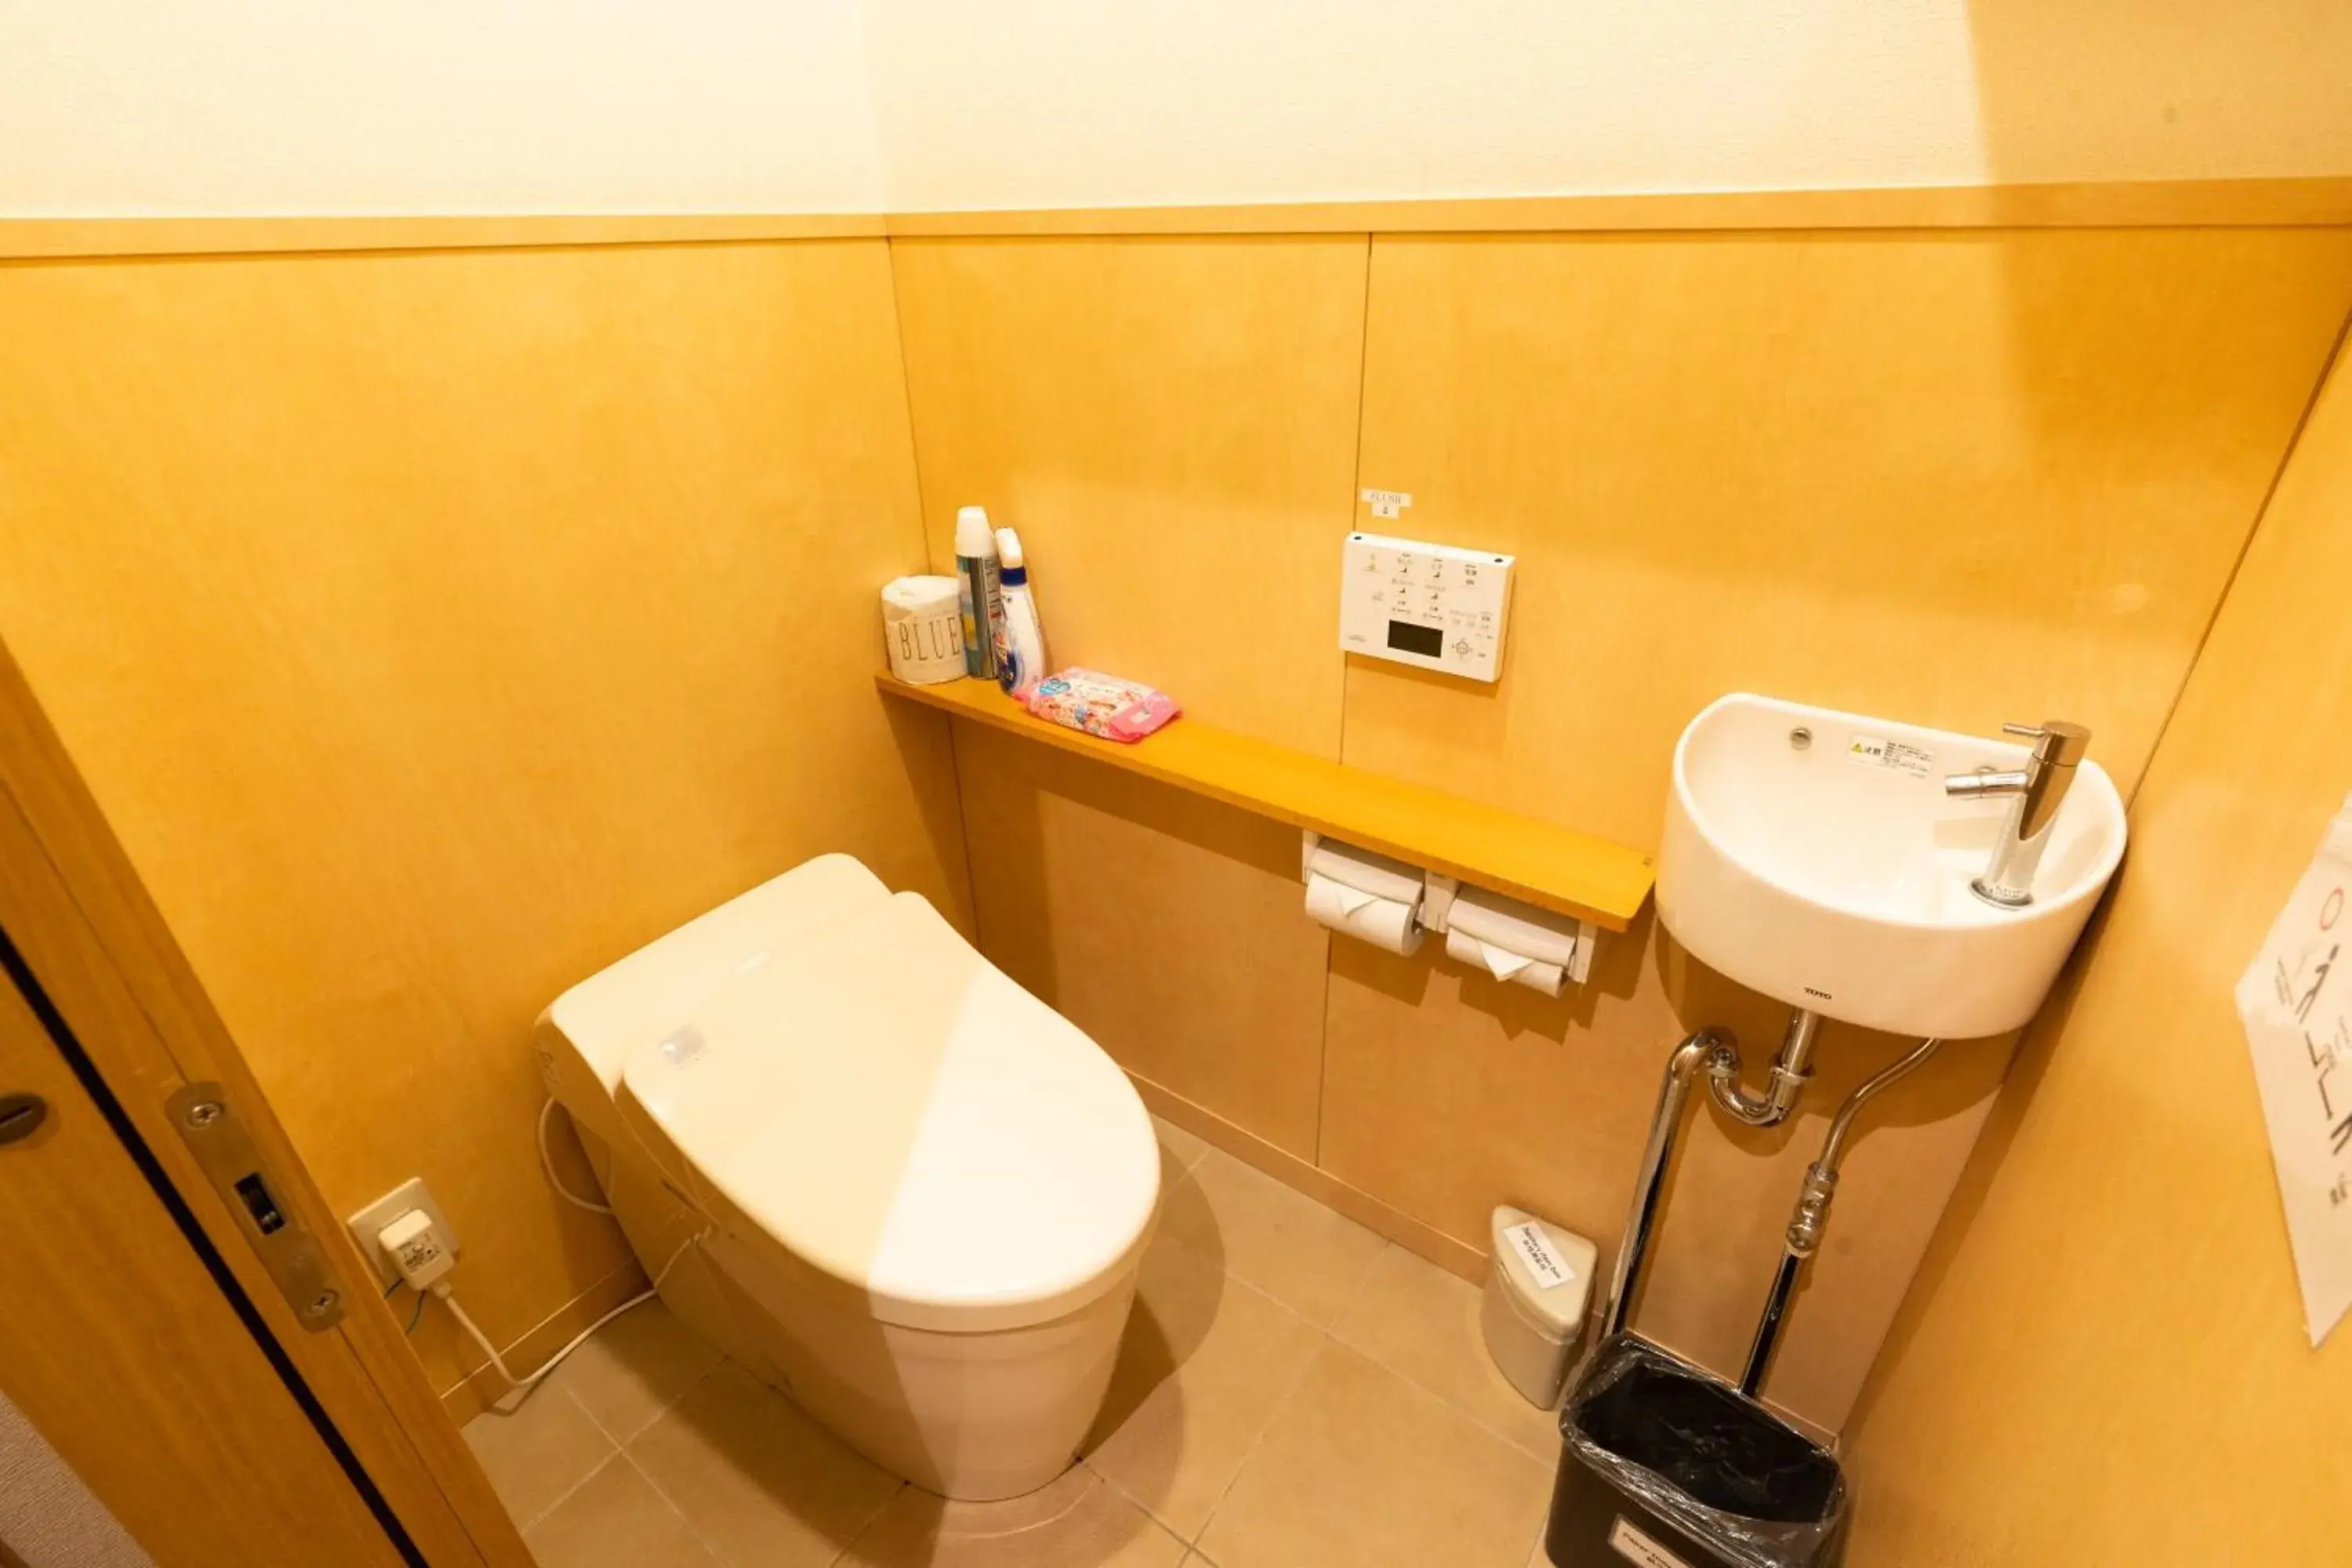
xmin=534 ymin=854 xmax=1161 ymax=1501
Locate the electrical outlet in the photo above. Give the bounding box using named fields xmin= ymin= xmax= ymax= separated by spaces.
xmin=347 ymin=1178 xmax=461 ymax=1290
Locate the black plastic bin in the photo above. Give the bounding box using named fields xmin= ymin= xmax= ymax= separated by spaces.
xmin=1543 ymin=1335 xmax=1849 ymax=1568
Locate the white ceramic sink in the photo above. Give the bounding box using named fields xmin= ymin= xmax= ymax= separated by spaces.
xmin=1657 ymin=693 xmax=2127 ymax=1040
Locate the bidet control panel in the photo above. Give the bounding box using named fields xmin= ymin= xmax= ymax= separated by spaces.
xmin=1338 ymin=532 xmax=1515 ymax=683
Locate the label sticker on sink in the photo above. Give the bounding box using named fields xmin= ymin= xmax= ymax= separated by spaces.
xmin=1847 ymin=733 xmax=1935 ymax=778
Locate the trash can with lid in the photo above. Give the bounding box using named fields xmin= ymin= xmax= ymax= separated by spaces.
xmin=1541 ymin=1334 xmax=1849 ymax=1568
xmin=1480 ymin=1206 xmax=1599 ymax=1409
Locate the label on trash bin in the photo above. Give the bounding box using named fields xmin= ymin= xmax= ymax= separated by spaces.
xmin=1608 ymin=1517 xmax=1694 ymax=1568
xmin=1504 ymin=1220 xmax=1575 ymax=1290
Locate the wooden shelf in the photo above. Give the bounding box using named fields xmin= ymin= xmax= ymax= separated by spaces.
xmin=877 ymin=673 xmax=1655 ymax=931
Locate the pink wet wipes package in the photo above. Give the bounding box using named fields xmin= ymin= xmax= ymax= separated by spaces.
xmin=1024 ymin=668 xmax=1181 ymax=742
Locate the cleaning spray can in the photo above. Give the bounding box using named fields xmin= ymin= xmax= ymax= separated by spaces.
xmin=954 ymin=506 xmax=1001 ymax=680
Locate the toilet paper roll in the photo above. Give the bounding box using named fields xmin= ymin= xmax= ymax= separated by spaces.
xmin=1444 ymin=885 xmax=1584 ymax=996
xmin=1306 ymin=871 xmax=1423 ymax=956
xmin=1304 ymin=839 xmax=1425 ymax=906
xmin=881 ymin=575 xmax=966 ymax=685
xmin=1446 ymin=927 xmax=1566 ymax=998
xmin=1447 ymin=885 xmax=1581 ymax=966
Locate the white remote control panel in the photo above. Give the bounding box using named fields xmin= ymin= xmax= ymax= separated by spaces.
xmin=1338 ymin=532 xmax=1515 ymax=682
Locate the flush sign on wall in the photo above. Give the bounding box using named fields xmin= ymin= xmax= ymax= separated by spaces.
xmin=1338 ymin=532 xmax=1515 ymax=683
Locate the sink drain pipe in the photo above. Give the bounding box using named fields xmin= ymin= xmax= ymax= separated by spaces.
xmin=1738 ymin=1034 xmax=1944 ymax=1396
xmin=1599 ymin=1008 xmax=1822 ymax=1340
xmin=1707 ymin=1007 xmax=1821 ymax=1127
xmin=1599 ymin=1028 xmax=1730 ymax=1339
xmin=1599 ymin=1009 xmax=1942 ymax=1399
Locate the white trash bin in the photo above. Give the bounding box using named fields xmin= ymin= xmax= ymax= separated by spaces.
xmin=1480 ymin=1205 xmax=1599 ymax=1409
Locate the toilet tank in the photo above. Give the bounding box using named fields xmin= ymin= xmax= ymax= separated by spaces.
xmin=533 ymin=853 xmax=893 ymax=1155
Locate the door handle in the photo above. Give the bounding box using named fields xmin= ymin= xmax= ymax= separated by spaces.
xmin=0 ymin=1092 xmax=47 ymax=1145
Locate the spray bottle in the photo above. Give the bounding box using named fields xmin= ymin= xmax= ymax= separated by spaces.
xmin=993 ymin=526 xmax=1051 ymax=699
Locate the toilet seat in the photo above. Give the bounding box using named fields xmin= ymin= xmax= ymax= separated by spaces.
xmin=614 ymin=891 xmax=1160 ymax=1334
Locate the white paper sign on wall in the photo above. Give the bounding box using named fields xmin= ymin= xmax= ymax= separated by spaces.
xmin=2234 ymin=793 xmax=2352 ymax=1348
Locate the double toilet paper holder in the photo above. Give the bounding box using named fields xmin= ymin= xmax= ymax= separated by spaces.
xmin=1301 ymin=832 xmax=1598 ymax=997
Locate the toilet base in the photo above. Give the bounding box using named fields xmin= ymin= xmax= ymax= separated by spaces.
xmin=706 ymin=1239 xmax=1136 ymax=1500
xmin=592 ymin=1127 xmax=1142 ymax=1501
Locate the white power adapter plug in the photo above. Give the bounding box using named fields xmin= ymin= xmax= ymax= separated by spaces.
xmin=376 ymin=1207 xmax=456 ymax=1293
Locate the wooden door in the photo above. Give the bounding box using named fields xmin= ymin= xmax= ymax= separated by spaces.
xmin=0 ymin=942 xmax=411 ymax=1568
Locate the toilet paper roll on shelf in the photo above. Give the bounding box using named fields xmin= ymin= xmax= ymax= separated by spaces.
xmin=1438 ymin=883 xmax=1595 ymax=998
xmin=1301 ymin=835 xmax=1425 ymax=956
xmin=880 ymin=575 xmax=966 ymax=685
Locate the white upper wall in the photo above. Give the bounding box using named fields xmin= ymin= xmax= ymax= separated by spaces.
xmin=862 ymin=0 xmax=2352 ymax=210
xmin=0 ymin=0 xmax=887 ymax=214
xmin=5 ymin=0 xmax=2349 ymax=216
xmin=866 ymin=0 xmax=1976 ymax=209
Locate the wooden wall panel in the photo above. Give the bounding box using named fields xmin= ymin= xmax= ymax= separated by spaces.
xmin=12 ymin=218 xmax=2345 ymax=1448
xmin=1321 ymin=921 xmax=2015 ymax=1430
xmin=1319 ymin=227 xmax=2352 ymax=1429
xmin=892 ymin=236 xmax=1371 ymax=1162
xmin=889 ymin=236 xmax=1370 ymax=751
xmin=1344 ymin=229 xmax=2352 ymax=847
xmin=1847 ymin=327 xmax=2352 ymax=1563
xmin=0 ymin=239 xmax=962 ymax=1395
xmin=955 ymin=721 xmax=1331 ymax=1156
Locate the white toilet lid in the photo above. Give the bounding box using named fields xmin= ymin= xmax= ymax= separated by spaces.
xmin=617 ymin=892 xmax=1160 ymax=1330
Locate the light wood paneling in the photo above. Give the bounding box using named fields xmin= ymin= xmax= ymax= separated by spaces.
xmin=953 ymin=720 xmax=1330 ymax=1158
xmin=1318 ymin=227 xmax=2352 ymax=1432
xmin=0 ymin=213 xmax=886 ymax=261
xmin=1128 ymin=1073 xmax=1483 ymax=1280
xmin=1847 ymin=329 xmax=2352 ymax=1561
xmin=1345 ymin=228 xmax=2352 ymax=848
xmin=884 ymin=177 xmax=2352 ymax=237
xmin=889 ymin=235 xmax=1369 ymax=751
xmin=879 ymin=224 xmax=2352 ymax=1435
xmin=0 ymin=239 xmax=964 ymax=1396
xmin=13 ymin=213 xmax=2346 ymax=1468
xmin=8 ymin=177 xmax=2352 ymax=264
xmin=878 ymin=673 xmax=1653 ymax=929
xmin=892 ymin=235 xmax=1371 ymax=1166
xmin=1321 ymin=916 xmax=2016 ymax=1432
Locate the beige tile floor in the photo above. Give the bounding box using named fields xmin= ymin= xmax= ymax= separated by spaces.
xmin=466 ymin=1117 xmax=1564 ymax=1568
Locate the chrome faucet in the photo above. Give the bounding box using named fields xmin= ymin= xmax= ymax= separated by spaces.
xmin=1943 ymin=720 xmax=2092 ymax=908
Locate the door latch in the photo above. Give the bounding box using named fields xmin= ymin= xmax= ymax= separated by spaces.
xmin=166 ymin=1082 xmax=346 ymax=1330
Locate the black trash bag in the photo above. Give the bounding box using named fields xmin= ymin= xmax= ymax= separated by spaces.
xmin=1544 ymin=1334 xmax=1849 ymax=1568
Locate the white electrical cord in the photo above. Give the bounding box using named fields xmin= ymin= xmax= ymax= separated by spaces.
xmin=438 ymin=1229 xmax=702 ymax=1393
xmin=536 ymin=1098 xmax=615 ymax=1214
xmin=439 ymin=1286 xmax=650 ymax=1391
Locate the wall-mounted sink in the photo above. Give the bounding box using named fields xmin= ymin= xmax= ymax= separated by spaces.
xmin=1657 ymin=693 xmax=2126 ymax=1040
